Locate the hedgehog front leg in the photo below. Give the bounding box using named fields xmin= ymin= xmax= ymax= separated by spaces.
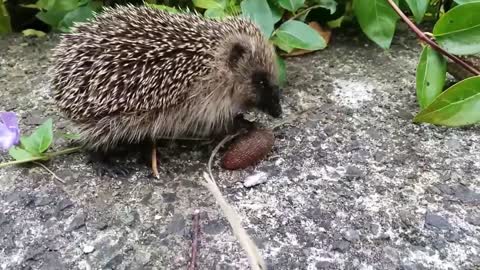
xmin=233 ymin=114 xmax=256 ymax=132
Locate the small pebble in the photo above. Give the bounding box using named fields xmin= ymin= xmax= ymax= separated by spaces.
xmin=243 ymin=172 xmax=269 ymax=188
xmin=83 ymin=245 xmax=95 ymax=254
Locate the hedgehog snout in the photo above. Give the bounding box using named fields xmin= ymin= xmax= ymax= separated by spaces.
xmin=256 ymin=85 xmax=282 ymax=118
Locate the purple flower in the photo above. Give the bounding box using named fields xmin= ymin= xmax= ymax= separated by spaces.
xmin=0 ymin=112 xmax=20 ymax=151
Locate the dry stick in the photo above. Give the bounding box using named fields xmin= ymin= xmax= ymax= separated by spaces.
xmin=201 ymin=133 xmax=266 ymax=270
xmin=188 ymin=209 xmax=201 ymax=270
xmin=386 ymin=0 xmax=480 ymax=76
xmin=32 ymin=161 xmax=66 ymax=184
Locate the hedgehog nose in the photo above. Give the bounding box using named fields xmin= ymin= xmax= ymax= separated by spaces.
xmin=268 ymin=87 xmax=282 ymax=118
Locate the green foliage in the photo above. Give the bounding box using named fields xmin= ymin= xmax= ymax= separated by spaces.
xmin=0 ymin=0 xmax=12 ymax=34
xmin=240 ymin=0 xmax=275 ymax=36
xmin=414 ymin=76 xmax=480 ymax=126
xmin=8 ymin=119 xmax=53 ymax=161
xmin=416 ymin=46 xmax=446 ymax=109
xmin=404 ymin=0 xmax=428 ymax=23
xmin=272 ymin=20 xmax=326 ymax=52
xmin=353 ymin=0 xmax=399 ymax=49
xmin=278 ymin=0 xmax=305 ymax=12
xmin=433 ymin=1 xmax=480 ymax=55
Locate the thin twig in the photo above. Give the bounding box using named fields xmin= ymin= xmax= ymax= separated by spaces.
xmin=201 ymin=173 xmax=266 ymax=270
xmin=207 ymin=134 xmax=239 ymax=179
xmin=33 ymin=161 xmax=65 ymax=184
xmin=386 ymin=0 xmax=480 ymax=76
xmin=200 ymin=134 xmax=266 ymax=270
xmin=188 ymin=209 xmax=201 ymax=270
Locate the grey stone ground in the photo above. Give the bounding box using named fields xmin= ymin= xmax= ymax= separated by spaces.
xmin=1 ymin=27 xmax=480 ymax=270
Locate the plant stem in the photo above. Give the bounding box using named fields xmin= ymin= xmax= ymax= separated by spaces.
xmin=0 ymin=146 xmax=83 ymax=168
xmin=386 ymin=0 xmax=480 ymax=76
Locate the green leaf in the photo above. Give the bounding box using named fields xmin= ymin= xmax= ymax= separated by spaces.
xmin=404 ymin=0 xmax=429 ymax=23
xmin=0 ymin=0 xmax=12 ymax=34
xmin=47 ymin=0 xmax=79 ymax=12
xmin=278 ymin=0 xmax=305 ymax=12
xmin=204 ymin=7 xmax=226 ymax=18
xmin=58 ymin=5 xmax=94 ymax=31
xmin=416 ymin=46 xmax=447 ymax=109
xmin=241 ymin=0 xmax=274 ymax=37
xmin=353 ymin=0 xmax=399 ymax=49
xmin=454 ymin=0 xmax=480 ymax=4
xmin=36 ymin=10 xmax=68 ymax=28
xmin=147 ymin=4 xmax=179 ymax=13
xmin=276 ymin=55 xmax=287 ymax=87
xmin=271 ymin=36 xmax=295 ymax=52
xmin=193 ymin=0 xmax=226 ymax=9
xmin=22 ymin=29 xmax=47 ymax=37
xmin=21 ymin=119 xmax=54 ymax=154
xmin=310 ymin=0 xmax=337 ymax=14
xmin=273 ymin=20 xmax=326 ymax=52
xmin=433 ymin=2 xmax=480 ymax=55
xmin=268 ymin=0 xmax=285 ymax=23
xmin=413 ymin=76 xmax=480 ymax=126
xmin=9 ymin=147 xmax=37 ymax=161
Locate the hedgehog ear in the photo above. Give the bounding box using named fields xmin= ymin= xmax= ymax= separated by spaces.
xmin=228 ymin=42 xmax=247 ymax=68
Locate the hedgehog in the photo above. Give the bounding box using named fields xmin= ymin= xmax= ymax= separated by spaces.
xmin=50 ymin=4 xmax=283 ymax=177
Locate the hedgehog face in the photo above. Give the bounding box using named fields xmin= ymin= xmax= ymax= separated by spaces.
xmin=226 ymin=40 xmax=282 ymax=118
xmin=251 ymin=71 xmax=282 ymax=118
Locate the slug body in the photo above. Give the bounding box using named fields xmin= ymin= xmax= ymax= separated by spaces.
xmin=51 ymin=5 xmax=282 ymax=152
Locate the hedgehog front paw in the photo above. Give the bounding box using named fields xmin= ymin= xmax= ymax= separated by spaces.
xmin=233 ymin=114 xmax=255 ymax=132
xmin=87 ymin=151 xmax=130 ymax=178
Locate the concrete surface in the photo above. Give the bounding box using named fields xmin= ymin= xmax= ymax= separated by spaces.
xmin=1 ymin=27 xmax=479 ymax=270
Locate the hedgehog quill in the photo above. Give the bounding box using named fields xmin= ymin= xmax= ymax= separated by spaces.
xmin=51 ymin=5 xmax=282 ymax=177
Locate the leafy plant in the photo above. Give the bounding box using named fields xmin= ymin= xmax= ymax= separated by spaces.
xmin=0 ymin=113 xmax=81 ymax=168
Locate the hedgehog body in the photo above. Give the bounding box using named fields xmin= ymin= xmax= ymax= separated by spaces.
xmin=51 ymin=5 xmax=282 ymax=152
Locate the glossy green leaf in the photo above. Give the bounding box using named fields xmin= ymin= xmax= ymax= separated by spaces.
xmin=273 ymin=20 xmax=326 ymax=52
xmin=310 ymin=0 xmax=337 ymax=14
xmin=278 ymin=0 xmax=305 ymax=12
xmin=36 ymin=10 xmax=68 ymax=28
xmin=433 ymin=2 xmax=480 ymax=55
xmin=268 ymin=0 xmax=285 ymax=23
xmin=353 ymin=0 xmax=399 ymax=49
xmin=9 ymin=147 xmax=38 ymax=161
xmin=276 ymin=55 xmax=287 ymax=87
xmin=0 ymin=0 xmax=12 ymax=34
xmin=241 ymin=0 xmax=274 ymax=37
xmin=414 ymin=76 xmax=480 ymax=126
xmin=416 ymin=46 xmax=447 ymax=109
xmin=404 ymin=0 xmax=429 ymax=23
xmin=22 ymin=29 xmax=47 ymax=37
xmin=58 ymin=5 xmax=95 ymax=32
xmin=193 ymin=0 xmax=226 ymax=9
xmin=204 ymin=7 xmax=226 ymax=18
xmin=147 ymin=4 xmax=180 ymax=13
xmin=271 ymin=36 xmax=295 ymax=53
xmin=454 ymin=0 xmax=480 ymax=4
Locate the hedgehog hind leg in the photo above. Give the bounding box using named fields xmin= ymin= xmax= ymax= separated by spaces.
xmin=87 ymin=150 xmax=131 ymax=178
xmin=135 ymin=140 xmax=161 ymax=179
